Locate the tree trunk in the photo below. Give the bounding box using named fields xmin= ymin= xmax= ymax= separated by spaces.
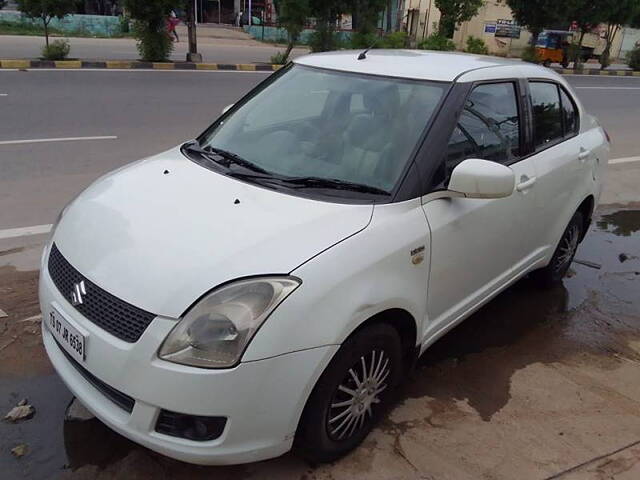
xmin=386 ymin=0 xmax=392 ymax=32
xmin=43 ymin=17 xmax=49 ymax=48
xmin=186 ymin=1 xmax=199 ymax=61
xmin=574 ymin=30 xmax=586 ymax=70
xmin=284 ymin=39 xmax=294 ymax=62
xmin=601 ymin=25 xmax=619 ymax=70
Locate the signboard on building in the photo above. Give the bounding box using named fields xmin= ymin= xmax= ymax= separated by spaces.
xmin=495 ymin=19 xmax=521 ymax=39
xmin=484 ymin=23 xmax=497 ymax=34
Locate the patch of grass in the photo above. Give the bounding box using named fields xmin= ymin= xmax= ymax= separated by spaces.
xmin=0 ymin=20 xmax=131 ymax=38
xmin=42 ymin=39 xmax=70 ymax=60
xmin=270 ymin=51 xmax=289 ymax=64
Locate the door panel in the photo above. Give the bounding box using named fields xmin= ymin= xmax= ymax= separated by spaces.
xmin=422 ymin=158 xmax=538 ymax=333
xmin=421 ymin=81 xmax=539 ymax=339
xmin=527 ymin=82 xmax=597 ymax=257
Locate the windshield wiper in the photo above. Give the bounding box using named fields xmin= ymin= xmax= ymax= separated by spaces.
xmin=280 ymin=176 xmax=390 ymax=195
xmin=183 ymin=142 xmax=269 ymax=175
xmin=183 ymin=141 xmax=225 ymax=167
xmin=205 ymin=146 xmax=270 ymax=174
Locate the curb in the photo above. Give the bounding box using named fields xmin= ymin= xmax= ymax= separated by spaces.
xmin=0 ymin=59 xmax=282 ymax=71
xmin=0 ymin=60 xmax=637 ymax=76
xmin=551 ymin=67 xmax=640 ymax=76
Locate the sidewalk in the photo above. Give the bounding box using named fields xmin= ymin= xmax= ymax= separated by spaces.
xmin=0 ymin=34 xmax=309 ymax=64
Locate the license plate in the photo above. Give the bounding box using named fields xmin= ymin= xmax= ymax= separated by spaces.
xmin=47 ymin=304 xmax=86 ymax=362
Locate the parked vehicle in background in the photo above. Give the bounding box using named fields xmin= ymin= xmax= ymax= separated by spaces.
xmin=537 ymin=30 xmax=605 ymax=67
xmin=40 ymin=50 xmax=609 ymax=465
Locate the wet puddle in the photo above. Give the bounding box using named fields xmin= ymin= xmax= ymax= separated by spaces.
xmin=405 ymin=207 xmax=640 ymax=422
xmin=1 ymin=207 xmax=639 ymax=478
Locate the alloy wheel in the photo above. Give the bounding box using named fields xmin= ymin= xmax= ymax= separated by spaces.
xmin=554 ymin=223 xmax=580 ymax=273
xmin=326 ymin=349 xmax=391 ymax=441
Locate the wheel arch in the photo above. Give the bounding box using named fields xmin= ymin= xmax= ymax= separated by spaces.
xmin=576 ymin=194 xmax=595 ymax=241
xmin=343 ymin=308 xmax=419 ymax=374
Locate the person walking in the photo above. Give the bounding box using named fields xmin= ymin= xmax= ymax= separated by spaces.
xmin=167 ymin=10 xmax=180 ymax=42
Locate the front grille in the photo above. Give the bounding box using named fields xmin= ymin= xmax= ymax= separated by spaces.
xmin=48 ymin=243 xmax=156 ymax=343
xmin=56 ymin=340 xmax=135 ymax=413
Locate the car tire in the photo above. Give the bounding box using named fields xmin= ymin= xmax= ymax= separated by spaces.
xmin=533 ymin=210 xmax=584 ymax=287
xmin=543 ymin=60 xmax=552 ymax=67
xmin=294 ymin=323 xmax=403 ymax=463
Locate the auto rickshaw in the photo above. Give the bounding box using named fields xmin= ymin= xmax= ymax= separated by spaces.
xmin=536 ymin=30 xmax=572 ymax=67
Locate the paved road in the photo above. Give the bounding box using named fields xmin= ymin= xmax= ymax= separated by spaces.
xmin=0 ymin=34 xmax=309 ymax=63
xmin=1 ymin=70 xmax=640 ymax=479
xmin=1 ymin=70 xmax=639 ymax=232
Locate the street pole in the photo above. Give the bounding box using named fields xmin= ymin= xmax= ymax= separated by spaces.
xmin=248 ymin=0 xmax=252 ymax=26
xmin=186 ymin=0 xmax=202 ymax=62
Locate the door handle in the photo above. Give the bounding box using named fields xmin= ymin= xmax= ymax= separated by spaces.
xmin=578 ymin=148 xmax=591 ymax=162
xmin=516 ymin=175 xmax=537 ymax=192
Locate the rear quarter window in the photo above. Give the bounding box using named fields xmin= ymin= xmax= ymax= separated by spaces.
xmin=559 ymin=87 xmax=579 ymax=137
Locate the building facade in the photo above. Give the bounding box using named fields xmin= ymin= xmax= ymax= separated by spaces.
xmin=400 ymin=0 xmax=627 ymax=59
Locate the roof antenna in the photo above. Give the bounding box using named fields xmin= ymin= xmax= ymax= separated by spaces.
xmin=357 ymin=38 xmax=378 ymax=60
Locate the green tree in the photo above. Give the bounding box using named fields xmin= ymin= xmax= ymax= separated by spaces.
xmin=124 ymin=0 xmax=177 ymax=61
xmin=435 ymin=0 xmax=483 ymax=38
xmin=308 ymin=0 xmax=346 ymax=52
xmin=566 ymin=0 xmax=605 ymax=68
xmin=16 ymin=0 xmax=76 ymax=48
xmin=274 ymin=0 xmax=310 ymax=62
xmin=598 ymin=0 xmax=640 ymax=69
xmin=506 ymin=0 xmax=566 ymax=46
xmin=349 ymin=0 xmax=386 ymax=35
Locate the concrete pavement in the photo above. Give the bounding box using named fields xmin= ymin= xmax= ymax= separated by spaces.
xmin=0 ymin=34 xmax=309 ymax=63
xmin=1 ymin=70 xmax=640 ymax=479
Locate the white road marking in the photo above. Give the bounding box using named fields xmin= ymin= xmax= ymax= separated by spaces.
xmin=0 ymin=135 xmax=117 ymax=146
xmin=0 ymin=93 xmax=7 ymax=96
xmin=0 ymin=224 xmax=52 ymax=240
xmin=575 ymin=86 xmax=640 ymax=90
xmin=609 ymin=156 xmax=640 ymax=165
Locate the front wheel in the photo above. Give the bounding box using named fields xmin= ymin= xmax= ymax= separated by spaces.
xmin=294 ymin=323 xmax=403 ymax=463
xmin=533 ymin=211 xmax=584 ymax=287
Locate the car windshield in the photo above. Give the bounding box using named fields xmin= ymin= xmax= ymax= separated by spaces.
xmin=197 ymin=65 xmax=448 ymax=195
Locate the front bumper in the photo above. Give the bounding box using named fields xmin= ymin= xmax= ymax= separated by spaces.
xmin=39 ymin=252 xmax=338 ymax=465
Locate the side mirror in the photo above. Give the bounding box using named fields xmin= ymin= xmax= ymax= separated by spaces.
xmin=222 ymin=104 xmax=234 ymax=114
xmin=448 ymin=158 xmax=515 ymax=199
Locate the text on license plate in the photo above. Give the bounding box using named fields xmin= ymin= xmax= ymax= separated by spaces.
xmin=48 ymin=306 xmax=86 ymax=362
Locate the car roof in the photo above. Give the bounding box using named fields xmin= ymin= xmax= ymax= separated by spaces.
xmin=293 ymin=49 xmax=559 ymax=83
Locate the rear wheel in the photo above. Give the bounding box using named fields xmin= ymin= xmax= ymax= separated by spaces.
xmin=533 ymin=211 xmax=584 ymax=286
xmin=294 ymin=323 xmax=403 ymax=463
xmin=543 ymin=59 xmax=552 ymax=67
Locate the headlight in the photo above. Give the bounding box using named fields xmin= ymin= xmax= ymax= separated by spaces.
xmin=158 ymin=277 xmax=301 ymax=368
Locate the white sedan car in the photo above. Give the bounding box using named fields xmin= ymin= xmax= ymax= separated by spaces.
xmin=40 ymin=50 xmax=609 ymax=464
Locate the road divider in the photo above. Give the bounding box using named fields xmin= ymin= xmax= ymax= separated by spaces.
xmin=0 ymin=59 xmax=637 ymax=75
xmin=0 ymin=59 xmax=282 ymax=71
xmin=0 ymin=136 xmax=117 ymax=146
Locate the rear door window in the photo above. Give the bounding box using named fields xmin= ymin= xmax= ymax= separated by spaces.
xmin=529 ymin=82 xmax=563 ymax=148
